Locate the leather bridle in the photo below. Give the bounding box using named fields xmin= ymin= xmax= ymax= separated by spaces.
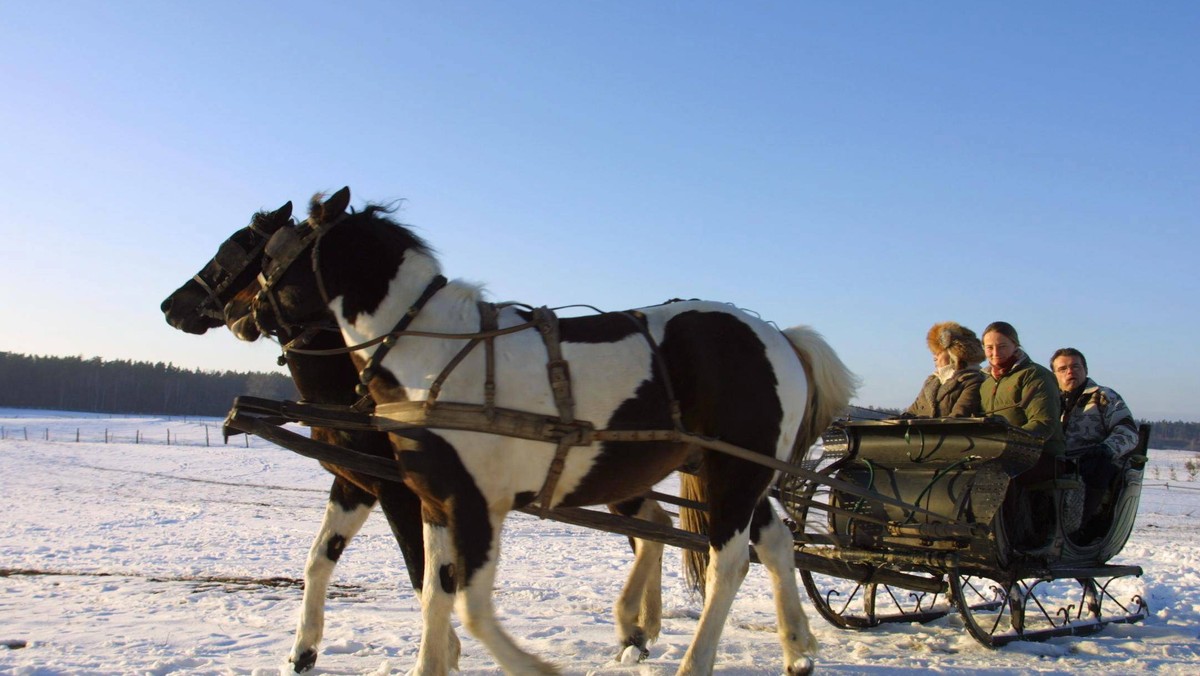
xmin=191 ymin=221 xmax=277 ymax=321
xmin=253 ymin=216 xmax=345 ymax=338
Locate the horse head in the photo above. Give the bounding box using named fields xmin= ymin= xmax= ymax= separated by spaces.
xmin=244 ymin=187 xmax=434 ymax=348
xmin=160 ymin=201 xmax=293 ymax=334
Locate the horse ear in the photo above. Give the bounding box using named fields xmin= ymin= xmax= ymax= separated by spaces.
xmin=268 ymin=201 xmax=293 ymax=229
xmin=322 ymin=187 xmax=351 ymax=223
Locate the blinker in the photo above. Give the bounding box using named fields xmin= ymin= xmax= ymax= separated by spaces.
xmin=214 ymin=239 xmax=249 ymax=272
xmin=264 ymin=226 xmax=303 ymax=261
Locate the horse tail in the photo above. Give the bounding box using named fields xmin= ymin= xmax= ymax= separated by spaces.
xmin=782 ymin=325 xmax=860 ymax=450
xmin=678 ymin=471 xmax=709 ymax=596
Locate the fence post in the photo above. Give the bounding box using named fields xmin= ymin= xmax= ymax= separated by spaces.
xmin=167 ymin=429 xmax=171 ymax=446
xmin=105 ymin=428 xmax=109 ymax=443
xmin=76 ymin=428 xmax=80 ymax=443
xmin=24 ymin=427 xmax=29 ymax=440
xmin=136 ymin=430 xmax=140 ymax=444
xmin=205 ymin=425 xmax=210 ymax=447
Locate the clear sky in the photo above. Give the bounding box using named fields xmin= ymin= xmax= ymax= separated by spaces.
xmin=2 ymin=2 xmax=1197 ymax=420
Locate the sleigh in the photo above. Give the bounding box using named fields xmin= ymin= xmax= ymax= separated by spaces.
xmin=223 ymin=398 xmax=1151 ymax=648
xmin=777 ymin=416 xmax=1151 ymax=646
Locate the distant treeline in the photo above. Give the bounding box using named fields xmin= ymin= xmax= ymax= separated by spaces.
xmin=2 ymin=352 xmax=1198 ymax=450
xmin=0 ymin=352 xmax=297 ymax=417
xmin=1146 ymin=420 xmax=1200 ymax=452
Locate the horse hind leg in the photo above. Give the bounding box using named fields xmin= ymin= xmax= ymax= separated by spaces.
xmin=677 ymin=524 xmax=752 ymax=675
xmin=290 ymin=477 xmax=375 ymax=673
xmin=611 ymin=499 xmax=670 ymax=661
xmin=751 ymin=499 xmax=817 ymax=675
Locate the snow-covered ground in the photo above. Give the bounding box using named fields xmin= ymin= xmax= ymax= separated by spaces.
xmin=1 ymin=408 xmax=1198 ymax=675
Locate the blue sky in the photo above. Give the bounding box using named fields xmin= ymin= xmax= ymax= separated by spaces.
xmin=2 ymin=2 xmax=1197 ymax=420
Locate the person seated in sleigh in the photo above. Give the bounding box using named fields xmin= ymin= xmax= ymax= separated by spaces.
xmin=1051 ymin=347 xmax=1139 ymax=539
xmin=901 ymin=321 xmax=986 ymax=418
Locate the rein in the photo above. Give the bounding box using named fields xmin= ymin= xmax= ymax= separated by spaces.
xmin=282 ymin=315 xmax=541 ymax=357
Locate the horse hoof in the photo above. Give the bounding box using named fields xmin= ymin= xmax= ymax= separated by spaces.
xmin=787 ymin=656 xmax=815 ymax=676
xmin=618 ymin=644 xmax=649 ymax=664
xmin=618 ymin=629 xmax=649 ymax=663
xmin=290 ymin=648 xmax=318 ymax=673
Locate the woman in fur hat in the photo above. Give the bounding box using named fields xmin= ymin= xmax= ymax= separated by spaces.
xmin=903 ymin=322 xmax=986 ymax=418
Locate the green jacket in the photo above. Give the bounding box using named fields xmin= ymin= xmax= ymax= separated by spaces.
xmin=980 ymin=352 xmax=1066 ymax=456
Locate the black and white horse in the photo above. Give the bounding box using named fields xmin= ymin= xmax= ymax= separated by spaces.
xmin=160 ymin=203 xmax=454 ymax=672
xmin=238 ymin=188 xmax=857 ymax=675
xmin=161 ymin=201 xmax=669 ymax=671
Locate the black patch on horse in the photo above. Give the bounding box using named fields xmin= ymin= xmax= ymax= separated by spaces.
xmin=438 ymin=564 xmax=457 ymax=594
xmin=314 ymin=209 xmax=433 ymax=324
xmin=326 ymin=535 xmax=347 ymax=562
xmin=515 ymin=309 xmax=646 ymax=344
xmin=565 ymin=310 xmax=783 ymax=548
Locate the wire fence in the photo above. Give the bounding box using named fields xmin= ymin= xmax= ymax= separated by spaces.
xmin=0 ymin=421 xmax=255 ymax=447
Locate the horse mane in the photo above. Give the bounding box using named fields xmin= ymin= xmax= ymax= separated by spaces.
xmin=304 ymin=191 xmax=435 ymax=258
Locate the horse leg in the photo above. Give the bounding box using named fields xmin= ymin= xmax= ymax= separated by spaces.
xmin=750 ymin=499 xmax=817 ymax=675
xmin=413 ymin=520 xmax=458 ymax=676
xmin=610 ymin=498 xmax=669 ymax=660
xmin=455 ymin=507 xmax=559 ymax=675
xmin=290 ymin=476 xmax=374 ymax=673
xmin=377 ymin=483 xmax=461 ymax=670
xmin=677 ymin=525 xmax=752 ymax=676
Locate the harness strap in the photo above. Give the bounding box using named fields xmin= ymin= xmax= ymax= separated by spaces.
xmin=256 ymin=271 xmax=303 ymax=335
xmin=354 ymin=275 xmax=448 ymax=397
xmin=531 ymin=306 xmax=578 ymax=515
xmin=480 ymin=302 xmax=499 ymax=418
xmin=191 ymin=274 xmax=225 ymax=320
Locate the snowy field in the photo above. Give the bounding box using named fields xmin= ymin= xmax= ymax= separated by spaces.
xmin=1 ymin=408 xmax=1198 ymax=675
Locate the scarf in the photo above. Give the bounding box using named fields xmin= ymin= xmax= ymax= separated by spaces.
xmin=988 ymin=349 xmax=1022 ymax=380
xmin=935 ymin=364 xmax=957 ymax=385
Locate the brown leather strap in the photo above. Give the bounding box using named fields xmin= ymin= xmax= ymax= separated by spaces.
xmin=479 ymin=302 xmax=499 ymax=418
xmin=531 ymin=306 xmax=576 ymax=514
xmin=354 ymin=275 xmax=448 ymax=397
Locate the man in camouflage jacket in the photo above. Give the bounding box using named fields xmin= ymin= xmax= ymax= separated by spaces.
xmin=1051 ymin=348 xmax=1139 ymax=459
xmin=1051 ymin=347 xmax=1139 ymax=533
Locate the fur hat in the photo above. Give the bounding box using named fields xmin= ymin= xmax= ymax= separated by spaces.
xmin=926 ymin=322 xmax=985 ymax=367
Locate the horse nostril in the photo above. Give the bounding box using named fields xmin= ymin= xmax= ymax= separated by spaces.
xmin=160 ymin=297 xmax=172 ymax=313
